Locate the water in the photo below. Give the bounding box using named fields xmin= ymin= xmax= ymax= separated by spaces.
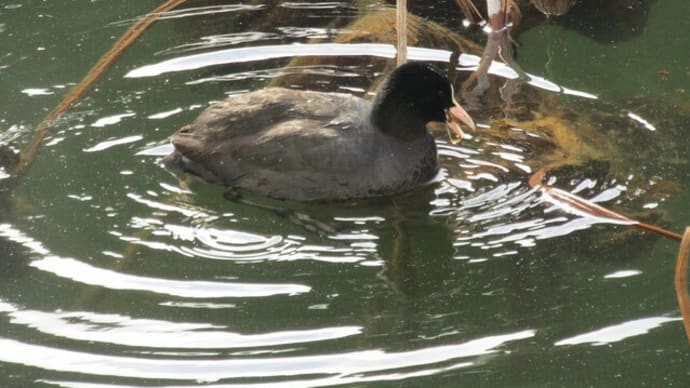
xmin=1 ymin=0 xmax=690 ymax=386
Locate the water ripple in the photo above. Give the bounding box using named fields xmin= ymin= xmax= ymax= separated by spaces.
xmin=127 ymin=192 xmax=217 ymax=219
xmin=31 ymin=256 xmax=310 ymax=298
xmin=83 ymin=135 xmax=143 ymax=153
xmin=111 ymin=4 xmax=266 ymax=27
xmin=434 ymin=131 xmax=643 ymax=253
xmin=2 ymin=300 xmax=359 ymax=348
xmin=187 ymin=65 xmax=361 ymax=85
xmin=122 ymin=216 xmax=367 ymax=264
xmin=0 ymin=330 xmax=534 ymax=382
xmin=555 ymin=317 xmax=680 ymax=346
xmin=0 ymin=223 xmax=309 ymax=298
xmin=157 ymin=32 xmax=281 ymax=55
xmin=124 ymin=43 xmax=596 ymax=99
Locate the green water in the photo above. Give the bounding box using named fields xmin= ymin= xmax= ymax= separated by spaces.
xmin=1 ymin=0 xmax=690 ymax=386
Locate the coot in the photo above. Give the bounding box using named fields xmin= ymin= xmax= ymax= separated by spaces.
xmin=163 ymin=62 xmax=475 ymax=200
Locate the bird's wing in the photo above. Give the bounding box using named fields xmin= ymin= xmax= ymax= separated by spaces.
xmin=199 ymin=88 xmax=376 ymax=174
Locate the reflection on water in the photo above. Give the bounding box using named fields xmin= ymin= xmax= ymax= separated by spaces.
xmin=1 ymin=0 xmax=690 ymax=386
xmin=554 ymin=316 xmax=680 ymax=346
xmin=125 ymin=41 xmax=599 ymax=101
xmin=0 ymin=329 xmax=534 ymax=384
xmin=1 ymin=298 xmax=361 ymax=348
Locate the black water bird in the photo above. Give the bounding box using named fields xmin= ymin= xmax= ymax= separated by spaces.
xmin=164 ymin=62 xmax=475 ymax=201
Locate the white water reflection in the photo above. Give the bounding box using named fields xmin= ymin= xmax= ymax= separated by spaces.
xmin=21 ymin=87 xmax=53 ymax=96
xmin=187 ymin=65 xmax=361 ymax=85
xmin=627 ymin=112 xmax=657 ymax=131
xmin=124 ymin=217 xmax=369 ymax=264
xmin=83 ymin=135 xmax=143 ymax=152
xmin=0 ymin=330 xmax=534 ymax=382
xmin=555 ymin=317 xmax=680 ymax=346
xmin=603 ymin=269 xmax=643 ymax=279
xmin=31 ymin=256 xmax=310 ymax=298
xmin=125 ymin=43 xmax=596 ymax=99
xmin=1 ymin=300 xmax=359 ymax=348
xmin=148 ymin=107 xmax=183 ymax=119
xmin=0 ymin=223 xmax=310 ymax=298
xmin=91 ymin=112 xmax=136 ymax=128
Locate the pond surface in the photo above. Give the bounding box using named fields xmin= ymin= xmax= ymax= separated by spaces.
xmin=1 ymin=0 xmax=690 ymax=386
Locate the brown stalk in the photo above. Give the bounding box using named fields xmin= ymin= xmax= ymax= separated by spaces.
xmin=530 ymin=170 xmax=690 ymax=341
xmin=396 ymin=0 xmax=407 ymax=66
xmin=7 ymin=0 xmax=192 ymax=308
xmin=675 ymin=227 xmax=690 ymax=343
xmin=486 ymin=0 xmax=505 ymax=32
xmin=529 ymin=169 xmax=682 ymax=242
xmin=10 ymin=0 xmax=191 ymax=184
xmin=454 ymin=0 xmax=483 ymax=22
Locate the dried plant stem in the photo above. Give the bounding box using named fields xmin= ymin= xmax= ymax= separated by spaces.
xmin=396 ymin=0 xmax=407 ymax=66
xmin=636 ymin=222 xmax=683 ymax=242
xmin=11 ymin=0 xmax=190 ymax=184
xmin=676 ymin=228 xmax=690 ymax=339
xmin=529 ymin=169 xmax=682 ymax=242
xmin=531 ymin=171 xmax=690 ymax=342
xmin=676 ymin=228 xmax=690 ymax=343
xmin=18 ymin=0 xmax=191 ymax=309
xmin=486 ymin=0 xmax=505 ymax=31
xmin=454 ymin=0 xmax=483 ymax=22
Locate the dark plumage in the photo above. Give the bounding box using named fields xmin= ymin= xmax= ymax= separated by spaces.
xmin=163 ymin=62 xmax=474 ymax=200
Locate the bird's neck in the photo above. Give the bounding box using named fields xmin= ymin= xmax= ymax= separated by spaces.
xmin=370 ymin=94 xmax=427 ymax=140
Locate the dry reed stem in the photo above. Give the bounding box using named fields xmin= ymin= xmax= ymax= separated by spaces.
xmin=531 ymin=171 xmax=690 ymax=343
xmin=12 ymin=0 xmax=193 ymax=308
xmin=675 ymin=227 xmax=690 ymax=343
xmin=454 ymin=0 xmax=483 ymax=22
xmin=11 ymin=0 xmax=191 ymax=183
xmin=396 ymin=0 xmax=407 ymax=66
xmin=529 ymin=169 xmax=682 ymax=241
xmin=486 ymin=0 xmax=505 ymax=31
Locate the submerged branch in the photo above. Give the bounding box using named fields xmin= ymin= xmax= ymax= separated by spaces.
xmin=10 ymin=0 xmax=191 ymax=184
